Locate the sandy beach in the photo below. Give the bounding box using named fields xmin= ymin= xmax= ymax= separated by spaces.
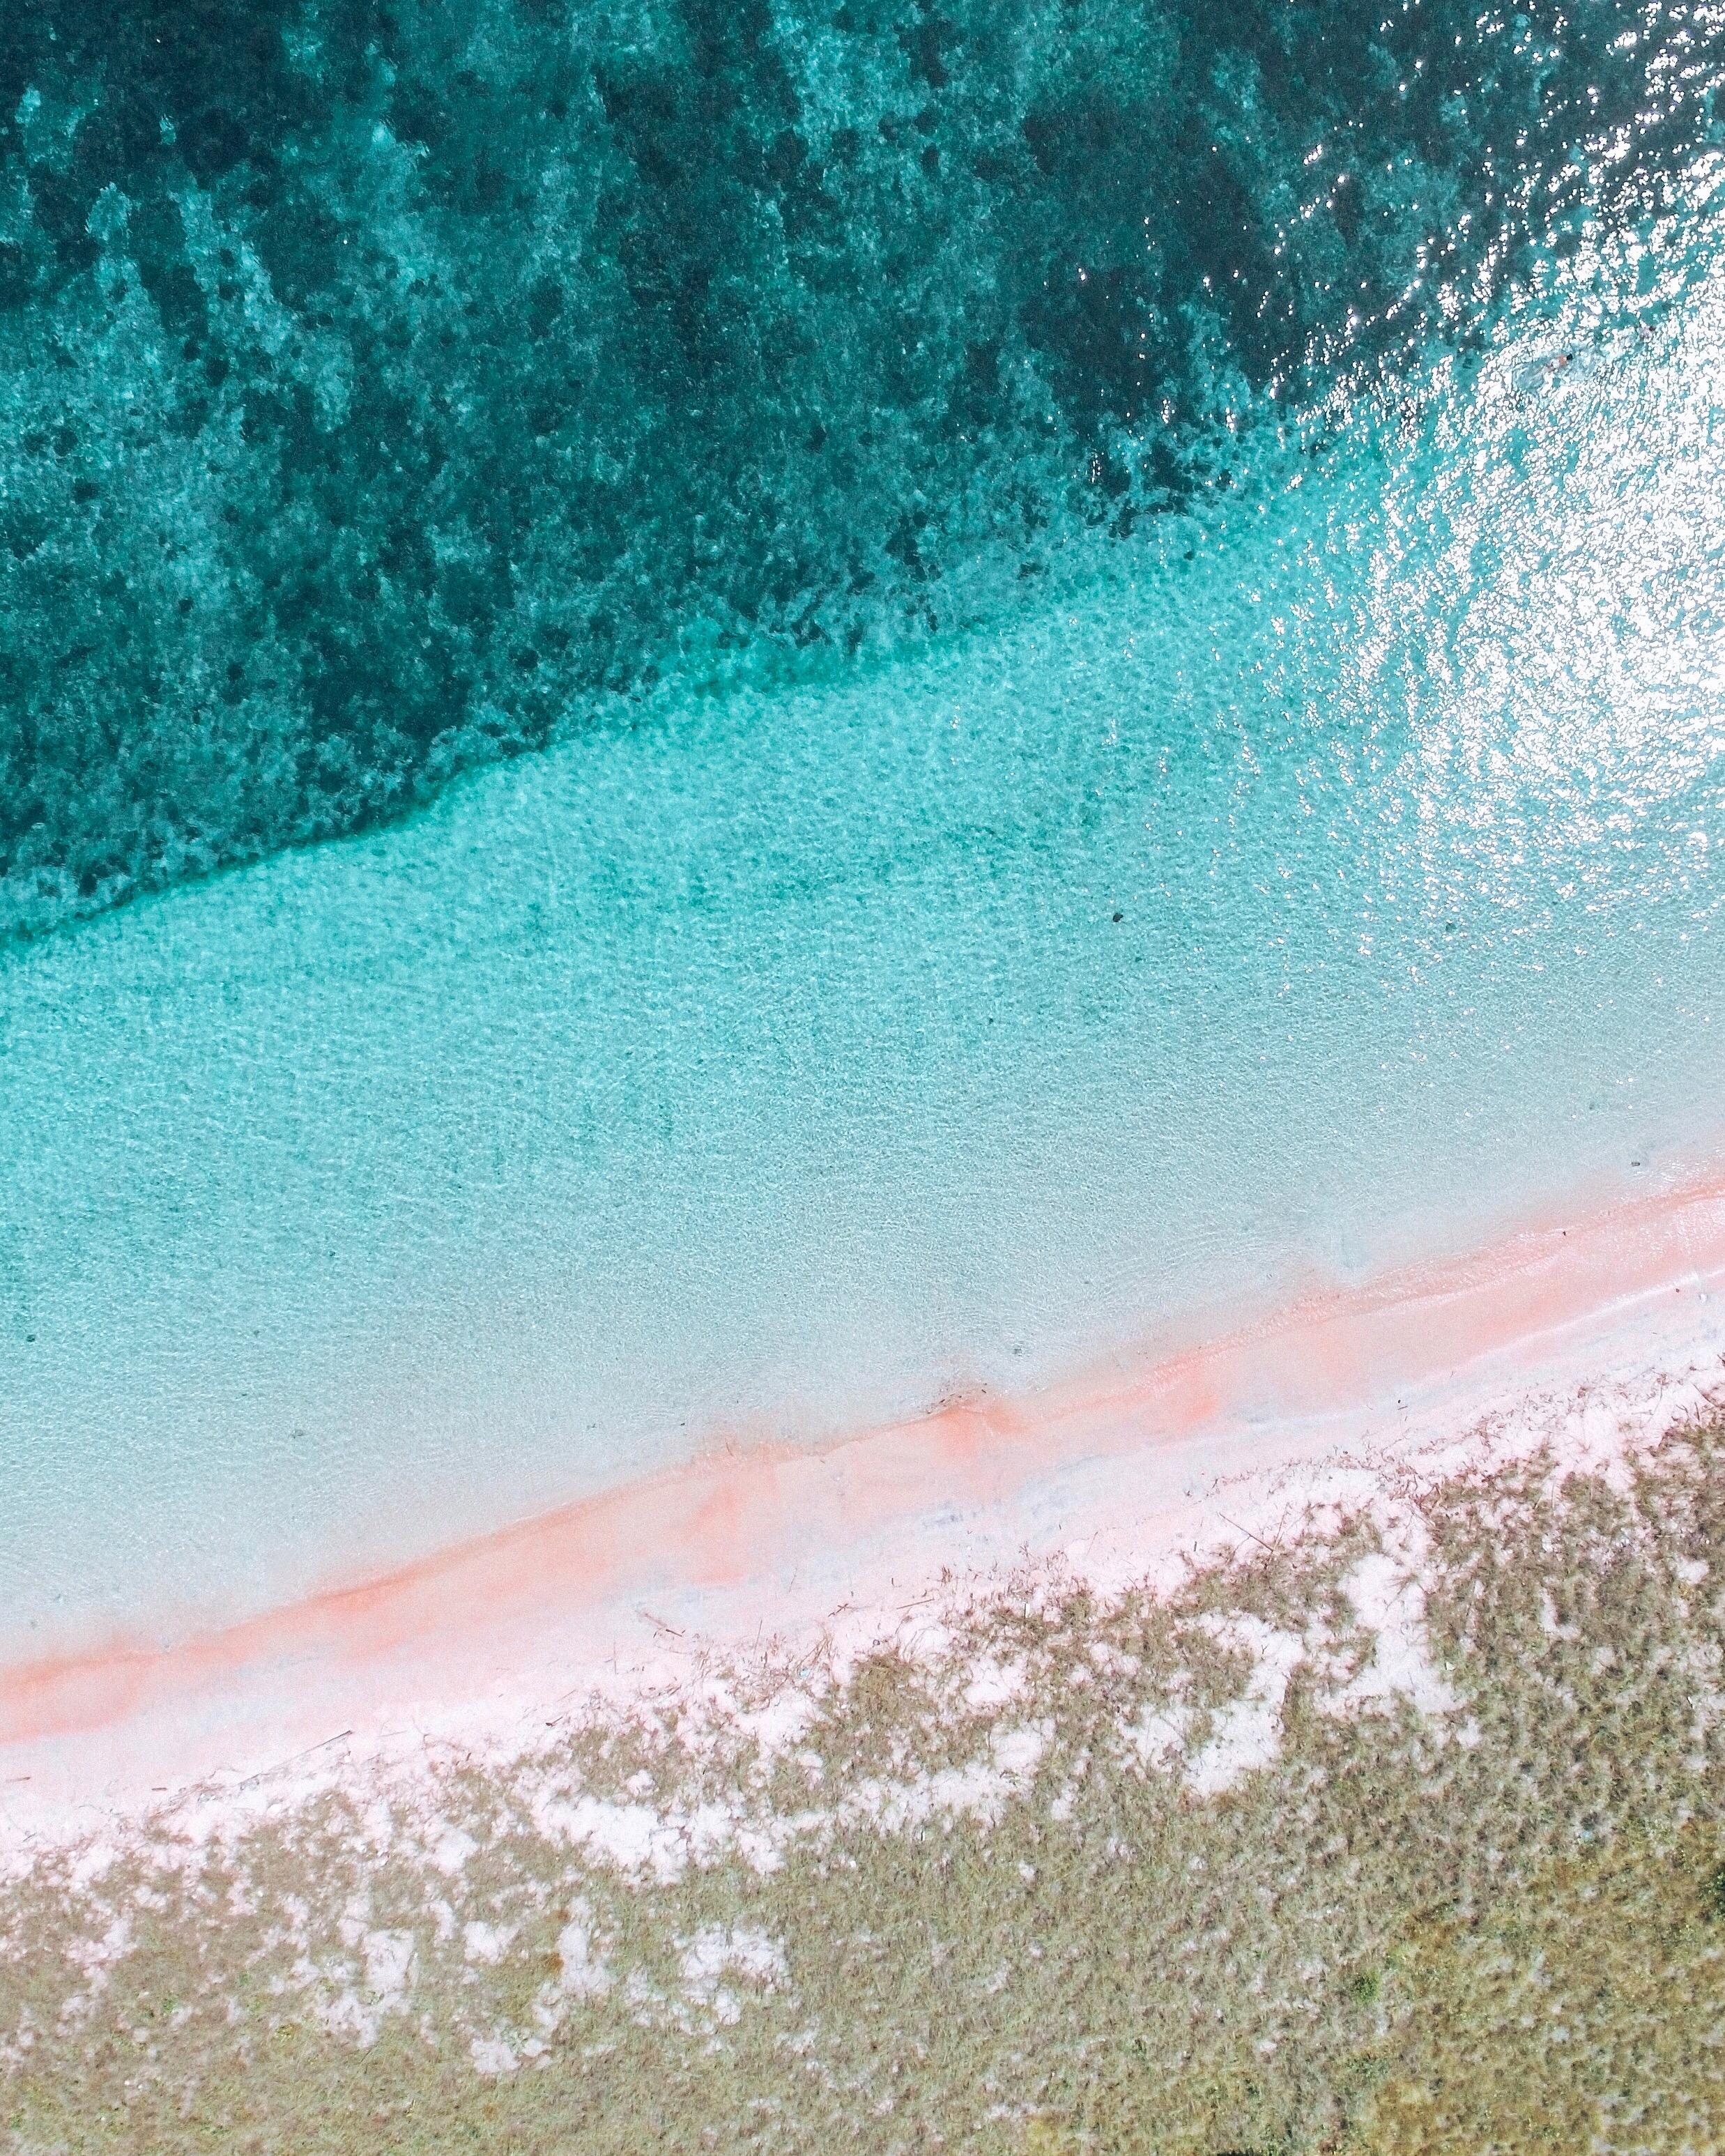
xmin=4 ymin=5 xmax=1722 ymax=2141
xmin=6 ymin=1163 xmax=1724 ymax=1853
xmin=6 ymin=1170 xmax=1725 ymax=2152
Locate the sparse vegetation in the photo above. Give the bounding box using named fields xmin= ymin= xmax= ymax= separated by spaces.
xmin=5 ymin=1405 xmax=1724 ymax=2152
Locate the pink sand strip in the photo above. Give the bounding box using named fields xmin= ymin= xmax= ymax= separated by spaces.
xmin=5 ymin=1170 xmax=1724 ymax=1789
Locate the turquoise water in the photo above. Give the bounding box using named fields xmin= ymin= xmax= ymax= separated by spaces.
xmin=3 ymin=0 xmax=1725 ymax=1650
xmin=3 ymin=0 xmax=1722 ymax=937
xmin=4 ymin=181 xmax=1725 ymax=1650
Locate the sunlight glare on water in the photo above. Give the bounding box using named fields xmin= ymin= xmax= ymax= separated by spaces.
xmin=2 ymin=179 xmax=1724 ymax=1651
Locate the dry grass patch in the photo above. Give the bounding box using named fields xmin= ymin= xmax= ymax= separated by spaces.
xmin=1349 ymin=1825 xmax=1725 ymax=2154
xmin=6 ymin=1406 xmax=1725 ymax=2153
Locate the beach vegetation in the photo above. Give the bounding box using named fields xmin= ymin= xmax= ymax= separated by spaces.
xmin=3 ymin=1402 xmax=1724 ymax=2150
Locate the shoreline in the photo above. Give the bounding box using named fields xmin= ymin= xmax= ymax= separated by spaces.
xmin=5 ymin=1164 xmax=1725 ymax=1842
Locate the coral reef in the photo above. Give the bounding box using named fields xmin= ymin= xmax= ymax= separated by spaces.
xmin=1 ymin=0 xmax=1717 ymax=937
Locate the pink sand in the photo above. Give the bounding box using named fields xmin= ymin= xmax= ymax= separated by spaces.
xmin=4 ymin=1170 xmax=1725 ymax=1835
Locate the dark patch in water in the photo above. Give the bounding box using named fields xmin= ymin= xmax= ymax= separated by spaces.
xmin=0 ymin=0 xmax=1717 ymax=936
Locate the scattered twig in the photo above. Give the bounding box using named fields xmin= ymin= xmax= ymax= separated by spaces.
xmin=236 ymin=1729 xmax=353 ymax=1791
xmin=1216 ymin=1513 xmax=1280 ymax=1557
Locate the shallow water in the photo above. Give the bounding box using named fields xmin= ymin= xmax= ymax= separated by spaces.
xmin=4 ymin=174 xmax=1725 ymax=1649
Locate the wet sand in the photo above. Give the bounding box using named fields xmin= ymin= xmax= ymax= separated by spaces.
xmin=4 ymin=1167 xmax=1724 ymax=1840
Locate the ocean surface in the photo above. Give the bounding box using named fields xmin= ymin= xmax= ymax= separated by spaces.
xmin=2 ymin=0 xmax=1724 ymax=1651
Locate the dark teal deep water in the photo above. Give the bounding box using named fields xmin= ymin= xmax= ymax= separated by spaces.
xmin=1 ymin=0 xmax=1720 ymax=935
xmin=1 ymin=2 xmax=1724 ymax=1644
